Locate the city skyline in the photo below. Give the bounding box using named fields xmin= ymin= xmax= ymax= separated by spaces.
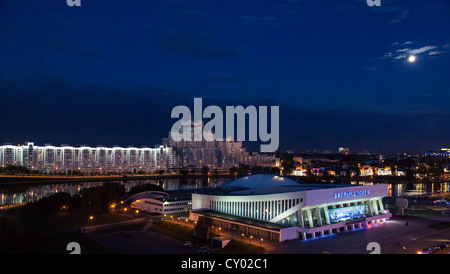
xmin=1 ymin=0 xmax=449 ymax=154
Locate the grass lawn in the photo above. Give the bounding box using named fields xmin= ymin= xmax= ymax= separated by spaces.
xmin=388 ymin=203 xmax=448 ymax=218
xmin=149 ymin=221 xmax=265 ymax=254
xmin=149 ymin=221 xmax=203 ymax=244
xmin=1 ymin=206 xmax=134 ymax=253
xmin=101 ymin=221 xmax=148 ymax=234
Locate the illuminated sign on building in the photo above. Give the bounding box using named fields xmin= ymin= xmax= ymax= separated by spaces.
xmin=333 ymin=190 xmax=370 ymax=199
xmin=328 ymin=205 xmax=366 ymax=223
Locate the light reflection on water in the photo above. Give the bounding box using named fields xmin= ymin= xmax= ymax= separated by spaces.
xmin=1 ymin=178 xmax=448 ymax=206
xmin=351 ymin=181 xmax=450 ymax=197
xmin=0 ymin=177 xmax=232 ymax=206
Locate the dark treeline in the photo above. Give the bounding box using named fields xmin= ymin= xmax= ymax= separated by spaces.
xmin=22 ymin=182 xmax=163 ymax=214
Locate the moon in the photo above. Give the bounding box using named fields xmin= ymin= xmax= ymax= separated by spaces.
xmin=408 ymin=55 xmax=416 ymax=63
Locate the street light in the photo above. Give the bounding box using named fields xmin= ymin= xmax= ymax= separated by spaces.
xmin=241 ymin=233 xmax=244 ymax=242
xmin=250 ymin=235 xmax=253 ymax=244
xmin=260 ymin=238 xmax=263 ymax=247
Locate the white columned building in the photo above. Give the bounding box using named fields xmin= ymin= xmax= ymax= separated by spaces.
xmin=190 ymin=174 xmax=392 ymax=242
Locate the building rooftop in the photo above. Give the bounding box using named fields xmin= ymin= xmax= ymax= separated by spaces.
xmin=128 ymin=190 xmax=191 ymax=202
xmin=222 ymin=174 xmax=354 ymax=195
xmin=224 ymin=174 xmax=301 ymax=189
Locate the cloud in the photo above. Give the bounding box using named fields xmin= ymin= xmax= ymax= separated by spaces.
xmin=428 ymin=50 xmax=446 ymax=56
xmin=383 ymin=44 xmax=444 ymax=60
xmin=390 ymin=10 xmax=410 ymax=23
xmin=408 ymin=46 xmax=437 ymax=55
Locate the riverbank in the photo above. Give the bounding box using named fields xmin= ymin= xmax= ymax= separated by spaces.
xmin=0 ymin=174 xmax=233 ymax=186
xmin=1 ymin=173 xmax=448 ymax=187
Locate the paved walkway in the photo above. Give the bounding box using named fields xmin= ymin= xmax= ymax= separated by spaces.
xmin=77 ymin=214 xmax=450 ymax=254
xmin=269 ymin=216 xmax=450 ymax=254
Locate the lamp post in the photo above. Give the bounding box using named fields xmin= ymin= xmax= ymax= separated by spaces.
xmin=241 ymin=233 xmax=244 ymax=242
xmin=260 ymin=238 xmax=263 ymax=247
xmin=250 ymin=235 xmax=253 ymax=244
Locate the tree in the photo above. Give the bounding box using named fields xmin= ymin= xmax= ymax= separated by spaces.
xmin=179 ymin=168 xmax=189 ymax=175
xmin=229 ymin=166 xmax=238 ymax=175
xmin=128 ymin=183 xmax=163 ymax=196
xmin=4 ymin=165 xmax=30 ymax=175
xmin=280 ymin=153 xmax=295 ymax=175
xmin=201 ymin=165 xmax=210 ymax=175
xmin=78 ymin=183 xmax=125 ymax=213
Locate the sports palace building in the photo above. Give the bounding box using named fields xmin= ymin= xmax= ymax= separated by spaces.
xmin=189 ymin=174 xmax=391 ymax=242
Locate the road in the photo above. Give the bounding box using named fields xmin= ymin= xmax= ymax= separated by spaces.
xmin=269 ymin=216 xmax=450 ymax=254
xmin=77 ymin=213 xmax=449 ymax=254
xmin=85 ymin=230 xmax=198 ymax=254
xmin=81 ymin=218 xmax=198 ymax=254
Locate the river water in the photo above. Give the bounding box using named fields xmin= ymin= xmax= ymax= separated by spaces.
xmin=0 ymin=177 xmax=449 ymax=206
xmin=0 ymin=177 xmax=232 ymax=206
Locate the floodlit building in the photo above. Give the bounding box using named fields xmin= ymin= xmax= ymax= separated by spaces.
xmin=292 ymin=167 xmax=308 ymax=176
xmin=190 ymin=174 xmax=391 ymax=242
xmin=129 ymin=191 xmax=192 ymax=214
xmin=375 ymin=167 xmax=392 ymax=176
xmin=359 ymin=166 xmax=374 ymax=177
xmin=0 ymin=142 xmax=175 ymax=174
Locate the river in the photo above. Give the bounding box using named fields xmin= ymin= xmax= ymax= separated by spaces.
xmin=0 ymin=177 xmax=448 ymax=206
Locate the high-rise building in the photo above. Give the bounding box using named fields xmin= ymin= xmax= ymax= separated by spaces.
xmin=0 ymin=142 xmax=175 ymax=174
xmin=166 ymin=119 xmax=252 ymax=169
xmin=426 ymin=148 xmax=450 ymax=163
xmin=1 ymin=122 xmax=278 ymax=174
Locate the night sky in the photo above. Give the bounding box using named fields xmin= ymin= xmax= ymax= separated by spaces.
xmin=1 ymin=0 xmax=449 ymax=153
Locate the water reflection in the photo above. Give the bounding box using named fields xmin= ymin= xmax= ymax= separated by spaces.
xmin=352 ymin=181 xmax=450 ymax=197
xmin=1 ymin=178 xmax=448 ymax=206
xmin=0 ymin=177 xmax=231 ymax=206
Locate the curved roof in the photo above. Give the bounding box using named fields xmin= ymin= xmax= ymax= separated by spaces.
xmin=126 ymin=191 xmax=169 ymax=202
xmin=224 ymin=174 xmax=301 ymax=190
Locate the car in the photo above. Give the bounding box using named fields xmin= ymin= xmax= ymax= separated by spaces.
xmin=421 ymin=248 xmax=433 ymax=254
xmin=183 ymin=241 xmax=192 ymax=247
xmin=197 ymin=248 xmax=212 ymax=254
xmin=80 ymin=229 xmax=88 ymax=234
xmin=432 ymin=245 xmax=441 ymax=251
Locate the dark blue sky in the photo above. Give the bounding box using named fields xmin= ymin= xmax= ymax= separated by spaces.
xmin=1 ymin=0 xmax=449 ymax=153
